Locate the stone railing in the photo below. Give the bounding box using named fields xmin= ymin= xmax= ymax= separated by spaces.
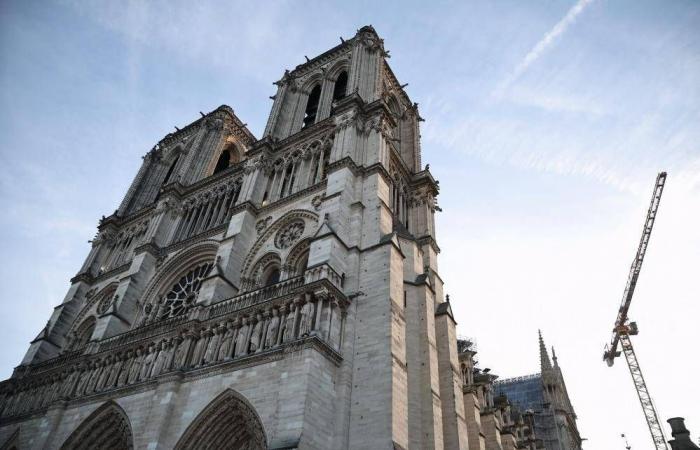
xmin=0 ymin=277 xmax=347 ymax=421
xmin=304 ymin=263 xmax=343 ymax=290
xmin=208 ymin=276 xmax=305 ymax=319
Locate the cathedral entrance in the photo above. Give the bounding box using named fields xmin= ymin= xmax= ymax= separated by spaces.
xmin=174 ymin=389 xmax=267 ymax=450
xmin=60 ymin=401 xmax=133 ymax=450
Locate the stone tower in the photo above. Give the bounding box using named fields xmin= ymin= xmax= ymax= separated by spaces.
xmin=0 ymin=26 xmax=467 ymax=449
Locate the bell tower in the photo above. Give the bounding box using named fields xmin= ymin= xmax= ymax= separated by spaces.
xmin=0 ymin=26 xmax=464 ymax=450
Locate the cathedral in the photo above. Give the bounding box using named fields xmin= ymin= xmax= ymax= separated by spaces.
xmin=0 ymin=26 xmax=581 ymax=450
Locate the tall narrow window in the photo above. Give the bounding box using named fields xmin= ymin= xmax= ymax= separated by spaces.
xmin=213 ymin=150 xmax=231 ymax=174
xmin=303 ymin=84 xmax=321 ymax=128
xmin=321 ymin=149 xmax=330 ymax=180
xmin=280 ymin=163 xmax=293 ymax=197
xmin=163 ymin=156 xmax=179 ymax=185
xmin=332 ymin=71 xmax=348 ymax=102
xmin=264 ymin=266 xmax=281 ymax=286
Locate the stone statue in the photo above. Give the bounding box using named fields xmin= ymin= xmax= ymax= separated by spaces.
xmin=173 ymin=332 xmax=191 ymax=369
xmin=140 ymin=343 xmax=157 ymax=380
xmin=61 ymin=365 xmax=80 ymax=399
xmin=283 ymin=304 xmax=296 ymax=342
xmin=298 ymin=300 xmax=314 ymax=337
xmin=117 ymin=351 xmax=133 ymax=387
xmin=234 ymin=317 xmax=249 ymax=357
xmin=265 ymin=309 xmax=280 ymax=349
xmin=127 ymin=348 xmax=144 ymax=384
xmin=75 ymin=362 xmax=92 ymax=396
xmin=217 ymin=322 xmax=235 ymax=361
xmin=151 ymin=341 xmax=169 ymax=377
xmin=190 ymin=329 xmax=208 ymax=367
xmin=203 ymin=326 xmax=222 ymax=364
xmin=96 ymin=356 xmax=113 ymax=391
xmin=249 ymin=316 xmax=263 ymax=353
xmin=106 ymin=354 xmax=124 ymax=388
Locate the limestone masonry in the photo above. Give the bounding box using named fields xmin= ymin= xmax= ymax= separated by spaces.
xmin=0 ymin=26 xmax=582 ymax=450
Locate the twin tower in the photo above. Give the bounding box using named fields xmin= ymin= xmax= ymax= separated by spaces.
xmin=0 ymin=26 xmax=577 ymax=450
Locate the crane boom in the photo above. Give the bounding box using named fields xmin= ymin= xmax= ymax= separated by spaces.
xmin=603 ymin=171 xmax=668 ymax=450
xmin=604 ymin=172 xmax=666 ymax=365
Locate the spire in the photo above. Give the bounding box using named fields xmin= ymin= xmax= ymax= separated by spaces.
xmin=552 ymin=346 xmax=559 ymax=368
xmin=539 ymin=330 xmax=552 ymax=371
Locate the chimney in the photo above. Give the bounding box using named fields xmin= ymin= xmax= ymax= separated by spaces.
xmin=667 ymin=418 xmax=700 ymax=450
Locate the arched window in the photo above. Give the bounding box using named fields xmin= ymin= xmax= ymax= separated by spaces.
xmin=321 ymin=148 xmax=330 ymax=180
xmin=263 ymin=266 xmax=280 ymax=286
xmin=280 ymin=163 xmax=294 ymax=197
xmin=69 ymin=316 xmax=96 ymax=351
xmin=296 ymin=250 xmax=309 ymax=276
xmin=332 ymin=71 xmax=348 ymax=102
xmin=159 ymin=262 xmax=214 ymax=320
xmin=163 ymin=156 xmax=179 ymax=185
xmin=213 ymin=149 xmax=231 ymax=174
xmin=303 ymin=84 xmax=321 ymax=128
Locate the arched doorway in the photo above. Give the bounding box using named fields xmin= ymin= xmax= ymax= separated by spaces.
xmin=175 ymin=389 xmax=267 ymax=450
xmin=60 ymin=401 xmax=133 ymax=450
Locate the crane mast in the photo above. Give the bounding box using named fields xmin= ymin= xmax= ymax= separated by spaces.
xmin=603 ymin=172 xmax=668 ymax=450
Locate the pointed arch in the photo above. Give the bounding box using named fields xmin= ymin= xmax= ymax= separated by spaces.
xmin=286 ymin=238 xmax=311 ymax=277
xmin=174 ymin=389 xmax=267 ymax=450
xmin=135 ymin=241 xmax=219 ymax=326
xmin=68 ymin=316 xmax=96 ymax=351
xmin=60 ymin=401 xmax=133 ymax=450
xmin=248 ymin=252 xmax=282 ymax=288
xmin=241 ymin=210 xmax=319 ymax=277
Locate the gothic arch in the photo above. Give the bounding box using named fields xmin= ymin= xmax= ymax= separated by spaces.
xmin=67 ymin=316 xmax=96 ymax=351
xmin=174 ymin=389 xmax=267 ymax=450
xmin=285 ymin=238 xmax=311 ymax=277
xmin=241 ymin=209 xmax=318 ymax=276
xmin=66 ymin=282 xmax=117 ymax=342
xmin=248 ymin=252 xmax=282 ymax=285
xmin=135 ymin=241 xmax=218 ymax=326
xmin=60 ymin=401 xmax=133 ymax=450
xmin=326 ymin=58 xmax=351 ymax=81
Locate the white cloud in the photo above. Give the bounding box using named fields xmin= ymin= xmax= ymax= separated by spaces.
xmin=492 ymin=0 xmax=596 ymax=100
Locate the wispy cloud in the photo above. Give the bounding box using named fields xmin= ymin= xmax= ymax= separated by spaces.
xmin=492 ymin=0 xmax=596 ymax=99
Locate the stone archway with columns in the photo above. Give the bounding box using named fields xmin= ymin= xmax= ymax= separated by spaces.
xmin=174 ymin=389 xmax=267 ymax=450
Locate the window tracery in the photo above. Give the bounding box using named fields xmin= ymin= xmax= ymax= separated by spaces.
xmin=158 ymin=263 xmax=214 ymax=320
xmin=275 ymin=221 xmax=305 ymax=249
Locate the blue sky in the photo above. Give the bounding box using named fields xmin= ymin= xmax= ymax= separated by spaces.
xmin=1 ymin=1 xmax=698 ymax=448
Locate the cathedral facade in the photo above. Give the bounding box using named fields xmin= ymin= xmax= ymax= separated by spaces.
xmin=0 ymin=27 xmax=580 ymax=450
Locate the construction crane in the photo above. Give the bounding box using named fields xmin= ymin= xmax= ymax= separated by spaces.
xmin=603 ymin=172 xmax=668 ymax=450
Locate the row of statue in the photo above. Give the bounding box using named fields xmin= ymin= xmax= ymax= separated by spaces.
xmin=0 ymin=294 xmax=343 ymax=419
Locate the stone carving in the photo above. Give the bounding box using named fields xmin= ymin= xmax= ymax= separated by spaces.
xmin=255 ymin=216 xmax=273 ymax=235
xmin=265 ymin=309 xmax=280 ymax=349
xmin=234 ymin=318 xmax=249 ymax=357
xmin=203 ymin=326 xmax=222 ymax=365
xmin=249 ymin=315 xmax=263 ymax=353
xmin=140 ymin=343 xmax=157 ymax=380
xmin=0 ymin=285 xmax=347 ymax=420
xmin=218 ymin=322 xmax=235 ymax=361
xmin=127 ymin=348 xmax=143 ymax=384
xmin=283 ymin=304 xmax=297 ymax=342
xmin=275 ymin=220 xmax=305 ymax=249
xmin=298 ymin=300 xmax=314 ymax=337
xmin=311 ymin=195 xmax=323 ymax=211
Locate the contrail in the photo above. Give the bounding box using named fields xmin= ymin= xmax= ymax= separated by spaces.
xmin=492 ymin=0 xmax=596 ymax=99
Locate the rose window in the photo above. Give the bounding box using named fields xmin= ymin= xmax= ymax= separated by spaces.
xmin=159 ymin=262 xmax=213 ymax=319
xmin=96 ymin=287 xmax=117 ymax=315
xmin=275 ymin=221 xmax=305 ymax=249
